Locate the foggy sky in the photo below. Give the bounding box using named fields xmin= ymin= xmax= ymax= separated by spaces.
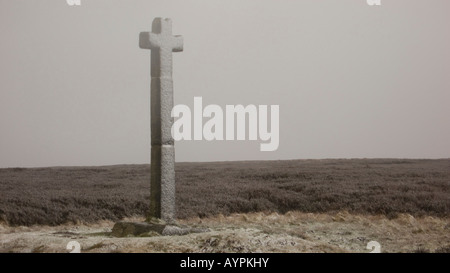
xmin=0 ymin=0 xmax=449 ymax=168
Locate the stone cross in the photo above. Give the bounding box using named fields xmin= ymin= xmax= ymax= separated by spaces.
xmin=139 ymin=18 xmax=183 ymax=223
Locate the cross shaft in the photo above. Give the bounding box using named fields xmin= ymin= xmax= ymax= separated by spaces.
xmin=139 ymin=18 xmax=183 ymax=223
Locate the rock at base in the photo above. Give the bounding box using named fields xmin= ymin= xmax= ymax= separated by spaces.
xmin=111 ymin=221 xmax=209 ymax=237
xmin=111 ymin=222 xmax=165 ymax=237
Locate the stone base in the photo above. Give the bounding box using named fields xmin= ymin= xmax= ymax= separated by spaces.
xmin=111 ymin=221 xmax=209 ymax=237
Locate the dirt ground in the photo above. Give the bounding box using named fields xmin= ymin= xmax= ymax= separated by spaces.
xmin=1 ymin=211 xmax=449 ymax=253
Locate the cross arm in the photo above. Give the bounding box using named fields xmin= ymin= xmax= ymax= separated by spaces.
xmin=139 ymin=32 xmax=153 ymax=49
xmin=139 ymin=32 xmax=164 ymax=49
xmin=171 ymin=35 xmax=183 ymax=52
xmin=139 ymin=32 xmax=184 ymax=52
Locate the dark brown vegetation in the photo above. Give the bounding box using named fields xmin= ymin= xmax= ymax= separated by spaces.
xmin=0 ymin=159 xmax=449 ymax=226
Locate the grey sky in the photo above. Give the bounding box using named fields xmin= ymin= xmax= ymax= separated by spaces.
xmin=0 ymin=0 xmax=449 ymax=168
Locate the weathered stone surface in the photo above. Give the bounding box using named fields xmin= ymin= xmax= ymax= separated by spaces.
xmin=139 ymin=17 xmax=183 ymax=223
xmin=140 ymin=19 xmax=183 ymax=80
xmin=149 ymin=145 xmax=175 ymax=223
xmin=150 ymin=78 xmax=174 ymax=146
